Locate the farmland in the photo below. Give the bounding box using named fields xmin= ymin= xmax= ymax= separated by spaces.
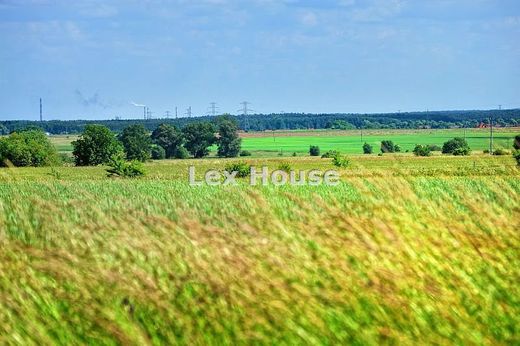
xmin=1 ymin=153 xmax=519 ymax=344
xmin=50 ymin=127 xmax=519 ymax=156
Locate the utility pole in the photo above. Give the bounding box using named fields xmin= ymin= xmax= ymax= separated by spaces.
xmin=238 ymin=101 xmax=253 ymax=131
xmin=39 ymin=98 xmax=43 ymax=122
xmin=208 ymin=102 xmax=218 ymax=116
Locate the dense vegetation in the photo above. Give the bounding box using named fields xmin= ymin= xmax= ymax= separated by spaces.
xmin=0 ymin=129 xmax=59 ymax=167
xmin=2 ymin=109 xmax=519 ymax=134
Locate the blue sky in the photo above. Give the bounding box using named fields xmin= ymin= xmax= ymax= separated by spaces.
xmin=0 ymin=0 xmax=519 ymax=120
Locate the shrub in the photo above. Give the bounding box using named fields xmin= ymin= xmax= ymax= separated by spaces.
xmin=428 ymin=144 xmax=442 ymax=151
xmin=174 ymin=146 xmax=189 ymax=159
xmin=321 ymin=150 xmax=340 ymax=158
xmin=73 ymin=125 xmax=122 ymax=166
xmin=292 ymin=152 xmax=297 ymax=157
xmin=513 ymin=150 xmax=520 ymax=166
xmin=332 ymin=153 xmax=350 ymax=168
xmin=151 ymin=145 xmax=166 ymax=160
xmin=240 ymin=150 xmax=252 ymax=157
xmin=224 ymin=162 xmax=250 ymax=178
xmin=413 ymin=144 xmax=432 ymax=157
xmin=394 ymin=144 xmax=402 ymax=153
xmin=514 ymin=135 xmax=520 ymax=150
xmin=442 ymin=137 xmax=470 ymax=155
xmin=106 ymin=154 xmax=146 ymax=178
xmin=493 ymin=148 xmax=509 ymax=156
xmin=0 ymin=129 xmax=59 ymax=167
xmin=381 ymin=140 xmax=397 ymax=153
xmin=309 ymin=145 xmax=320 ymax=156
xmin=363 ymin=142 xmax=373 ymax=154
xmin=277 ymin=162 xmax=292 ymax=173
xmin=483 ymin=149 xmax=490 ymax=154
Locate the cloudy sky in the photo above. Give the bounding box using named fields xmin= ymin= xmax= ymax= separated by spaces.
xmin=0 ymin=0 xmax=519 ymax=120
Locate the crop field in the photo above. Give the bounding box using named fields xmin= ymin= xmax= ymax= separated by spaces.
xmin=1 ymin=154 xmax=519 ymax=344
xmin=50 ymin=128 xmax=519 ymax=157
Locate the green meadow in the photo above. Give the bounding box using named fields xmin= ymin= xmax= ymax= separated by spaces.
xmin=1 ymin=153 xmax=519 ymax=344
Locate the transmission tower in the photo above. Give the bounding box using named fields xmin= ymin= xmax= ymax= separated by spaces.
xmin=185 ymin=106 xmax=192 ymax=118
xmin=208 ymin=102 xmax=219 ymax=116
xmin=165 ymin=110 xmax=171 ymax=119
xmin=175 ymin=107 xmax=178 ymax=119
xmin=238 ymin=101 xmax=254 ymax=131
xmin=39 ymin=98 xmax=43 ymax=122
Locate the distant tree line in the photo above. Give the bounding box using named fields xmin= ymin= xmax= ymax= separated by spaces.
xmin=1 ymin=109 xmax=519 ymax=134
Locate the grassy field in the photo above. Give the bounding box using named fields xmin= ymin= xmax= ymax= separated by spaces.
xmin=50 ymin=128 xmax=519 ymax=157
xmin=1 ymin=154 xmax=519 ymax=344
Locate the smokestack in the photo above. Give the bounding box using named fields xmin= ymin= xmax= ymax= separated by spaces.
xmin=40 ymin=98 xmax=43 ymax=122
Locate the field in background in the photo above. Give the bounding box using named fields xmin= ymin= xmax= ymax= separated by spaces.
xmin=50 ymin=127 xmax=519 ymax=156
xmin=1 ymin=154 xmax=519 ymax=344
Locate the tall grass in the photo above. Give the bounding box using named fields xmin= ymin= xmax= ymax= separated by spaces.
xmin=0 ymin=155 xmax=519 ymax=344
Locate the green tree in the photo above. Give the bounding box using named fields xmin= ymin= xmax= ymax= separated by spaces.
xmin=442 ymin=137 xmax=470 ymax=156
xmin=182 ymin=122 xmax=216 ymax=158
xmin=309 ymin=145 xmax=320 ymax=156
xmin=72 ymin=125 xmax=122 ymax=166
xmin=413 ymin=144 xmax=432 ymax=157
xmin=0 ymin=129 xmax=59 ymax=167
xmin=119 ymin=124 xmax=151 ymax=162
xmin=151 ymin=145 xmax=166 ymax=160
xmin=0 ymin=124 xmax=8 ymax=135
xmin=216 ymin=115 xmax=241 ymax=157
xmin=513 ymin=135 xmax=520 ymax=150
xmin=362 ymin=143 xmax=373 ymax=154
xmin=151 ymin=124 xmax=184 ymax=159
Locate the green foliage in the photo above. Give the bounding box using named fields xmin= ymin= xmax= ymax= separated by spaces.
xmin=0 ymin=129 xmax=59 ymax=167
xmin=292 ymin=152 xmax=297 ymax=157
xmin=428 ymin=144 xmax=442 ymax=151
xmin=151 ymin=124 xmax=184 ymax=159
xmin=224 ymin=161 xmax=251 ymax=178
xmin=0 ymin=124 xmax=9 ymax=135
xmin=309 ymin=145 xmax=320 ymax=156
xmin=394 ymin=144 xmax=402 ymax=152
xmin=493 ymin=148 xmax=509 ymax=156
xmin=321 ymin=150 xmax=340 ymax=158
xmin=182 ymin=122 xmax=216 ymax=158
xmin=106 ymin=154 xmax=146 ymax=178
xmin=514 ymin=135 xmax=520 ymax=150
xmin=513 ymin=150 xmax=520 ymax=166
xmin=119 ymin=124 xmax=151 ymax=162
xmin=240 ymin=150 xmax=252 ymax=157
xmin=327 ymin=119 xmax=356 ymax=130
xmin=442 ymin=137 xmax=471 ymax=155
xmin=151 ymin=145 xmax=166 ymax=160
xmin=216 ymin=115 xmax=241 ymax=158
xmin=363 ymin=142 xmax=373 ymax=154
xmin=331 ymin=153 xmax=350 ymax=168
xmin=277 ymin=162 xmax=292 ymax=173
xmin=174 ymin=146 xmax=189 ymax=159
xmin=72 ymin=125 xmax=122 ymax=166
xmin=381 ymin=140 xmax=398 ymax=153
xmin=413 ymin=144 xmax=432 ymax=157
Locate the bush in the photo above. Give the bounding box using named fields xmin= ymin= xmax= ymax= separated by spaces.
xmin=321 ymin=150 xmax=340 ymax=158
xmin=428 ymin=144 xmax=442 ymax=151
xmin=442 ymin=137 xmax=470 ymax=155
xmin=514 ymin=135 xmax=520 ymax=150
xmin=513 ymin=150 xmax=520 ymax=166
xmin=277 ymin=162 xmax=292 ymax=173
xmin=224 ymin=162 xmax=250 ymax=178
xmin=362 ymin=142 xmax=373 ymax=154
xmin=493 ymin=148 xmax=509 ymax=156
xmin=151 ymin=145 xmax=166 ymax=160
xmin=332 ymin=153 xmax=350 ymax=168
xmin=174 ymin=146 xmax=189 ymax=159
xmin=240 ymin=150 xmax=252 ymax=157
xmin=0 ymin=129 xmax=59 ymax=167
xmin=381 ymin=140 xmax=397 ymax=153
xmin=394 ymin=144 xmax=402 ymax=153
xmin=309 ymin=145 xmax=320 ymax=156
xmin=106 ymin=154 xmax=146 ymax=178
xmin=413 ymin=144 xmax=432 ymax=157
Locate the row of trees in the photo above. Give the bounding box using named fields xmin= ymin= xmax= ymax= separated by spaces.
xmin=72 ymin=115 xmax=241 ymax=166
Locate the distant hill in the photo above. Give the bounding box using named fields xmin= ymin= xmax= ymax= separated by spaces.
xmin=1 ymin=109 xmax=519 ymax=134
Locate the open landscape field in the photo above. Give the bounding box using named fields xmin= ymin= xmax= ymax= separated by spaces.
xmin=1 ymin=154 xmax=519 ymax=344
xmin=49 ymin=128 xmax=519 ymax=157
